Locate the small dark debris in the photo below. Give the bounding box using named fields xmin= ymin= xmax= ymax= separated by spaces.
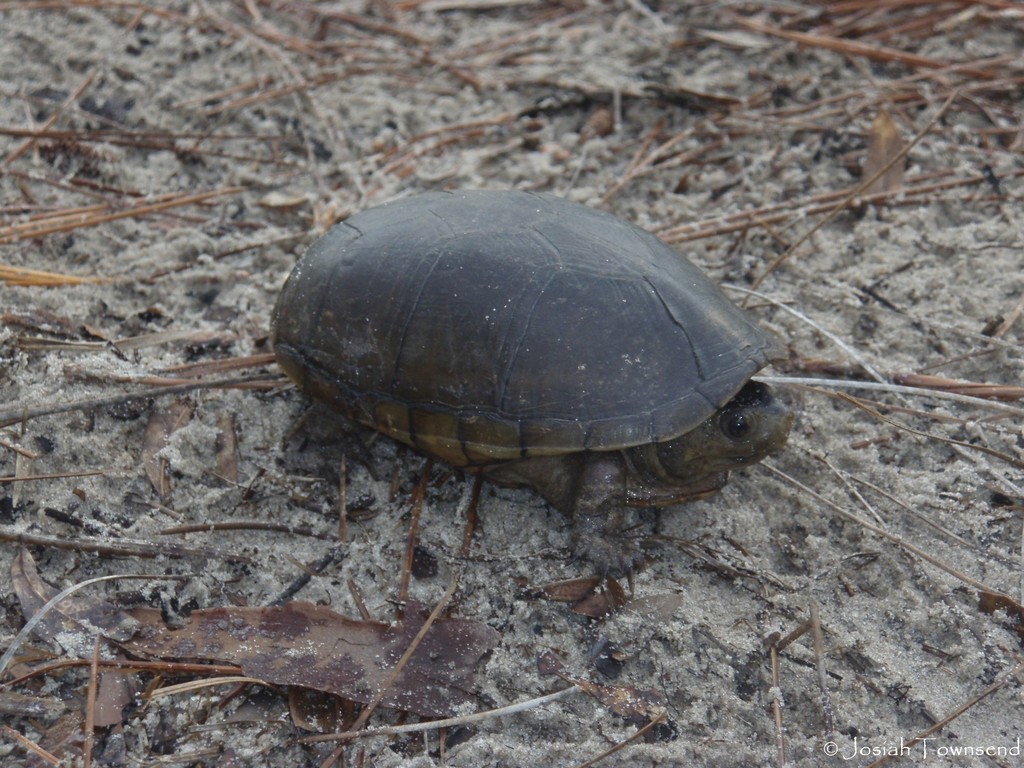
xmin=981 ymin=164 xmax=1002 ymax=194
xmin=310 ymin=137 xmax=332 ymax=162
xmin=30 ymin=86 xmax=69 ymax=102
xmin=990 ymin=491 xmax=1021 ymax=508
xmin=444 ymin=726 xmax=476 ymax=750
xmin=33 ymin=435 xmax=56 ymax=454
xmin=411 ymin=545 xmax=439 ymax=579
xmin=771 ymin=84 xmax=793 ymax=107
xmin=589 ymin=636 xmax=626 ymax=679
xmin=79 ymin=95 xmax=134 ymax=122
xmin=43 ymin=506 xmax=82 ymax=527
xmin=108 ymin=399 xmax=150 ymax=422
xmin=137 ymin=306 xmax=166 ymax=323
xmin=981 ymin=316 xmax=1004 ymax=337
xmin=814 ymin=129 xmax=863 ymax=162
xmin=644 ymin=718 xmax=679 ymax=743
xmin=188 ymin=287 xmax=220 ymax=306
xmin=184 ymin=337 xmax=234 ymax=361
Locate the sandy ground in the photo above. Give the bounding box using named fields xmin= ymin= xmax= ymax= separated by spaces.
xmin=2 ymin=2 xmax=1023 ymax=766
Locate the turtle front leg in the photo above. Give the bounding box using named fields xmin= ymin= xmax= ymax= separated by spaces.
xmin=484 ymin=453 xmax=640 ymax=575
xmin=570 ymin=454 xmax=644 ymax=576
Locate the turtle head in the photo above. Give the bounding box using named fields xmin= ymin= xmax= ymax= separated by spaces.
xmin=655 ymin=381 xmax=792 ymax=481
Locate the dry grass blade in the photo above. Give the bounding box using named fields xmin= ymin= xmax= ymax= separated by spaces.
xmin=2 ymin=68 xmax=95 ymax=166
xmin=725 ymin=285 xmax=886 ymax=382
xmin=768 ymin=638 xmax=787 ymax=766
xmin=890 ymin=372 xmax=1024 ymax=401
xmin=0 ymin=469 xmax=109 ymax=484
xmin=735 ymin=17 xmax=997 ymax=79
xmin=147 ymin=676 xmax=273 ymax=702
xmin=0 ymin=723 xmax=60 ymax=765
xmin=398 ymin=460 xmax=432 ymax=607
xmin=810 ymin=603 xmax=834 ymax=738
xmin=755 ymin=376 xmax=1024 ymax=419
xmin=0 ymin=186 xmax=244 ymax=244
xmin=0 ymin=525 xmax=255 ymax=563
xmin=0 ymin=265 xmax=107 ymax=286
xmin=158 ymin=521 xmax=328 ymax=538
xmin=0 ymin=374 xmax=281 ymax=429
xmin=658 ymin=169 xmax=1011 ymax=245
xmin=299 ymin=687 xmax=580 ymax=743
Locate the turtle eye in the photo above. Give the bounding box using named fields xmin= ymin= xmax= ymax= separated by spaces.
xmin=722 ymin=411 xmax=753 ymax=441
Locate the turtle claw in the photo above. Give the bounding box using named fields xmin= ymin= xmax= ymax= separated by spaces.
xmin=574 ymin=532 xmax=645 ymax=579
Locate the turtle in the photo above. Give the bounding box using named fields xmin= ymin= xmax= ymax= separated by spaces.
xmin=271 ymin=189 xmax=792 ymax=574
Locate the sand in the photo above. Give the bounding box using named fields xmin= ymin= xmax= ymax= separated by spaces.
xmin=1 ymin=2 xmax=1022 ymax=766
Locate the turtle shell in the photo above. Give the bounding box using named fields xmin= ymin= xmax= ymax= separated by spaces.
xmin=271 ymin=190 xmax=779 ymax=466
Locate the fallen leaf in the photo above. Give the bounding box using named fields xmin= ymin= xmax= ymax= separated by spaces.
xmin=537 ymin=648 xmax=665 ymax=724
xmin=289 ymin=686 xmax=339 ymax=733
xmin=213 ymin=409 xmax=239 ymax=483
xmin=575 ymin=678 xmax=666 ymax=724
xmin=258 ymin=191 xmax=309 ymax=210
xmin=535 ymin=576 xmax=601 ymax=603
xmin=863 ymin=111 xmax=904 ymax=194
xmin=123 ymin=601 xmax=499 ymax=718
xmin=11 ymin=548 xmax=140 ymax=657
xmin=95 ymin=672 xmax=135 ymax=727
xmin=141 ymin=398 xmax=195 ymax=497
xmin=979 ymin=590 xmax=1024 ymax=642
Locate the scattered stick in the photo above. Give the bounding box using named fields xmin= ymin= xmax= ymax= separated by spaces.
xmin=299 ymin=686 xmax=580 ymax=743
xmin=0 ymin=526 xmax=255 ymax=564
xmin=0 ymin=374 xmax=281 ymax=429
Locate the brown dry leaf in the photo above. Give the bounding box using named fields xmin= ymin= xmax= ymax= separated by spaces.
xmin=94 ymin=673 xmax=135 ymax=728
xmin=311 ymin=200 xmax=351 ymax=235
xmin=978 ymin=590 xmax=1024 ymax=642
xmin=575 ymin=678 xmax=667 ymax=725
xmin=579 ymin=107 xmax=614 ymax=141
xmin=123 ymin=601 xmax=500 ymax=718
xmin=862 ymin=111 xmax=905 ymax=194
xmin=536 ymin=649 xmax=564 ymax=676
xmin=534 ymin=575 xmax=630 ymax=617
xmin=288 ymin=687 xmax=340 ymax=733
xmin=11 ymin=548 xmax=140 ymax=657
xmin=213 ymin=409 xmax=239 ymax=483
xmin=536 ymin=576 xmax=601 ymax=602
xmin=258 ymin=191 xmax=309 ymax=210
xmin=571 ymin=583 xmax=629 ymax=618
xmin=537 ymin=649 xmax=665 ymax=724
xmin=141 ymin=398 xmax=195 ymax=497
